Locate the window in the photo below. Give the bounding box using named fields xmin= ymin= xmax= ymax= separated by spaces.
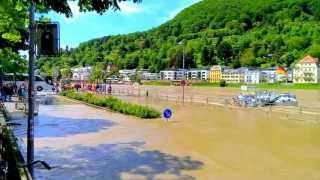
xmin=35 ymin=76 xmax=44 ymax=81
xmin=16 ymin=74 xmax=27 ymax=81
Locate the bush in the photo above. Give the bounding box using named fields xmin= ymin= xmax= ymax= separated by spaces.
xmin=60 ymin=90 xmax=161 ymax=119
xmin=219 ymin=80 xmax=227 ymax=87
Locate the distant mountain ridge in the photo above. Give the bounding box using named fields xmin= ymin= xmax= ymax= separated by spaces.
xmin=38 ymin=0 xmax=320 ymax=75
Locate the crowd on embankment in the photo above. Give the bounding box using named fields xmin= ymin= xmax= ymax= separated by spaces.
xmin=0 ymin=83 xmax=28 ymax=102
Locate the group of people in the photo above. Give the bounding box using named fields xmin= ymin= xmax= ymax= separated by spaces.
xmin=0 ymin=83 xmax=15 ymax=102
xmin=0 ymin=83 xmax=28 ymax=102
xmin=73 ymin=83 xmax=112 ymax=94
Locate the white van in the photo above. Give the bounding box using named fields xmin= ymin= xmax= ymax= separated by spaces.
xmin=2 ymin=73 xmax=53 ymax=92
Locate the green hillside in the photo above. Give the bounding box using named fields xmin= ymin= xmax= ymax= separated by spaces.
xmin=38 ymin=0 xmax=320 ymax=76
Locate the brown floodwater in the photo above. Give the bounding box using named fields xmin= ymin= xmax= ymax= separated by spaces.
xmin=118 ymin=96 xmax=320 ymax=180
xmin=111 ymin=85 xmax=320 ymax=108
xmin=8 ymin=86 xmax=320 ymax=179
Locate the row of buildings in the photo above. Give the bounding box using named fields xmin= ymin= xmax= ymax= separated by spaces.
xmin=159 ymin=55 xmax=320 ymax=84
xmin=159 ymin=66 xmax=290 ymax=84
xmin=71 ymin=55 xmax=320 ymax=84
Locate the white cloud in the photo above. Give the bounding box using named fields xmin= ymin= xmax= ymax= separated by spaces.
xmin=61 ymin=1 xmax=142 ymax=23
xmin=62 ymin=1 xmax=92 ymax=23
xmin=118 ymin=2 xmax=143 ymax=14
xmin=69 ymin=1 xmax=81 ymax=17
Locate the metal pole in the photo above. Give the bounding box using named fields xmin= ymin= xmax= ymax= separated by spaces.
xmin=182 ymin=44 xmax=185 ymax=105
xmin=182 ymin=45 xmax=185 ymax=71
xmin=27 ymin=3 xmax=35 ymax=177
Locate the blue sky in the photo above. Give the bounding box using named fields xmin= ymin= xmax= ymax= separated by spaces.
xmin=45 ymin=0 xmax=200 ymax=48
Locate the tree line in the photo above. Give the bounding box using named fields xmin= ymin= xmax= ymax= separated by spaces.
xmin=0 ymin=0 xmax=141 ymax=77
xmin=38 ymin=0 xmax=320 ymax=77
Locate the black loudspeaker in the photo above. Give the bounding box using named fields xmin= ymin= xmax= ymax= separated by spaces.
xmin=36 ymin=22 xmax=60 ymax=56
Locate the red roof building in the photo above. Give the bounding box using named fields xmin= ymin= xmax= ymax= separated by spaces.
xmin=298 ymin=55 xmax=319 ymax=64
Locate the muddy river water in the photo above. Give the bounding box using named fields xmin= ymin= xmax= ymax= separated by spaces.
xmin=8 ymin=90 xmax=320 ymax=180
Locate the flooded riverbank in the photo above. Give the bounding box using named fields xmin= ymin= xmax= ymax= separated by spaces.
xmin=6 ymin=95 xmax=320 ymax=179
xmin=110 ymin=85 xmax=320 ymax=108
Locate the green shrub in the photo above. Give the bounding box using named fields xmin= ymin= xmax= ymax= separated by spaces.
xmin=219 ymin=80 xmax=227 ymax=87
xmin=60 ymin=90 xmax=161 ymax=119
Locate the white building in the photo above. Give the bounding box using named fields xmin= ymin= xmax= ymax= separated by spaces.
xmin=260 ymin=67 xmax=292 ymax=83
xmin=72 ymin=66 xmax=92 ymax=81
xmin=293 ymin=55 xmax=320 ymax=83
xmin=136 ymin=69 xmax=159 ymax=80
xmin=287 ymin=70 xmax=293 ymax=82
xmin=222 ymin=67 xmax=248 ymax=83
xmin=146 ymin=73 xmax=159 ymax=80
xmin=186 ymin=68 xmax=209 ymax=80
xmin=160 ymin=69 xmax=175 ymax=80
xmin=222 ymin=69 xmax=241 ymax=83
xmin=244 ymin=70 xmax=260 ymax=84
xmin=119 ymin=69 xmax=136 ymax=81
xmin=160 ymin=69 xmax=185 ymax=80
xmin=260 ymin=67 xmax=277 ymax=83
xmin=139 ymin=72 xmax=159 ymax=80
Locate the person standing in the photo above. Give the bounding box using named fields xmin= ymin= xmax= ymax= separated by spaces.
xmin=102 ymin=83 xmax=106 ymax=94
xmin=0 ymin=86 xmax=3 ymax=101
xmin=55 ymin=82 xmax=60 ymax=93
xmin=2 ymin=84 xmax=9 ymax=102
xmin=20 ymin=83 xmax=27 ymax=97
xmin=108 ymin=83 xmax=112 ymax=95
xmin=7 ymin=83 xmax=13 ymax=102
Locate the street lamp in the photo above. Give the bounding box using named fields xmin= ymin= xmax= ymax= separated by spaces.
xmin=27 ymin=3 xmax=36 ymax=177
xmin=178 ymin=40 xmax=185 ymax=105
xmin=178 ymin=40 xmax=185 ymax=71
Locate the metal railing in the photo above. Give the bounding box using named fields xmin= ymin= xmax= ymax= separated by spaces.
xmin=98 ymin=89 xmax=320 ymax=121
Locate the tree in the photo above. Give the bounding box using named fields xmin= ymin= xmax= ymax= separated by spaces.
xmin=286 ymin=36 xmax=310 ymax=51
xmin=1 ymin=0 xmax=143 ymax=87
xmin=5 ymin=0 xmax=142 ymax=18
xmin=240 ymin=48 xmax=256 ymax=66
xmin=232 ymin=58 xmax=241 ymax=68
xmin=201 ymin=46 xmax=214 ymax=66
xmin=0 ymin=1 xmax=28 ymax=51
xmin=24 ymin=0 xmax=320 ymax=73
xmin=89 ymin=64 xmax=105 ymax=83
xmin=0 ymin=48 xmax=27 ymax=76
xmin=1 ymin=0 xmax=143 ymax=53
xmin=307 ymin=43 xmax=320 ymax=58
xmin=60 ymin=67 xmax=72 ymax=79
xmin=217 ymin=41 xmax=233 ymax=65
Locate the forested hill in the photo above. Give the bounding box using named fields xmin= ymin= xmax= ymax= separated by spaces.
xmin=38 ymin=0 xmax=320 ymax=75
